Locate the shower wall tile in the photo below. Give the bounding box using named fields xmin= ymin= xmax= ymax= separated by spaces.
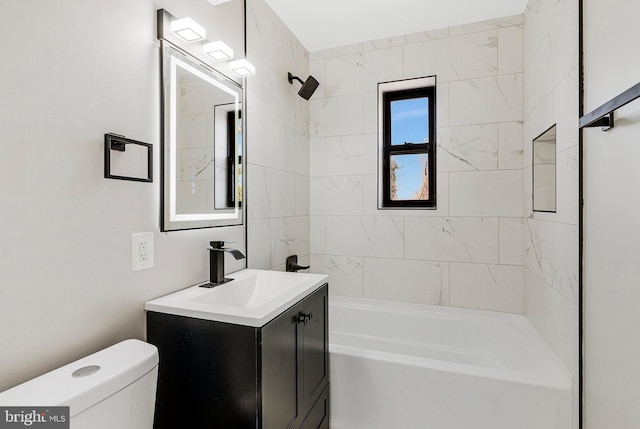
xmin=553 ymin=70 xmax=579 ymax=153
xmin=404 ymin=30 xmax=498 ymax=82
xmin=325 ymin=47 xmax=404 ymax=96
xmin=402 ymin=27 xmax=449 ymax=44
xmin=270 ymin=71 xmax=297 ymax=131
xmin=309 ymin=137 xmax=326 ymax=177
xmin=310 ymin=216 xmax=326 ymax=254
xmin=523 ymin=268 xmax=537 ymax=321
xmin=525 ymin=218 xmax=578 ymax=304
xmin=498 ymin=25 xmax=524 ymax=75
xmin=551 ymin=222 xmax=579 ymax=304
xmin=364 ymin=258 xmax=450 ymax=305
xmin=450 ymin=263 xmax=524 ymax=313
xmin=362 ymin=172 xmax=451 ymax=218
xmin=325 ymin=134 xmax=377 ymax=176
xmin=448 ymin=14 xmax=523 ymax=36
xmin=274 ymin=124 xmax=309 ymax=175
xmin=248 ymin=165 xmax=296 ymax=220
xmin=362 ymin=35 xmax=406 ymax=52
xmin=309 ymin=16 xmax=524 ymax=312
xmin=273 ymin=216 xmax=310 ymax=264
xmin=246 ymin=107 xmax=275 ymax=168
xmin=325 ymin=216 xmax=404 ymax=258
xmin=362 ymin=91 xmax=377 ymax=134
xmin=273 ymin=25 xmax=308 ymax=86
xmin=310 ymin=94 xmax=363 ymax=137
xmin=309 ymin=59 xmax=326 ymax=99
xmin=311 ymin=254 xmax=364 ymax=297
xmin=295 ymin=175 xmax=310 ymax=216
xmin=266 ymin=170 xmax=298 ymax=218
xmin=554 ymin=146 xmax=579 ymax=225
xmin=499 ymin=218 xmax=524 ymax=266
xmin=405 ymin=217 xmax=499 ymax=263
xmin=521 ymin=7 xmax=580 ymax=394
xmin=531 ymin=277 xmax=578 ymax=379
xmin=310 ymin=176 xmax=363 ymax=216
xmin=310 ymin=42 xmax=364 ymax=62
xmin=449 ymin=74 xmax=524 ymax=126
xmin=246 ymin=0 xmax=274 ymax=66
xmin=309 ymin=16 xmax=526 ymax=315
xmin=436 ymin=82 xmax=449 ymax=128
xmin=450 ymin=170 xmax=524 ymax=217
xmin=438 ymin=124 xmax=498 ymax=172
xmin=498 ymin=122 xmax=524 ymax=170
xmin=247 ymin=0 xmax=310 ymax=271
xmin=248 ymin=219 xmax=273 ymax=269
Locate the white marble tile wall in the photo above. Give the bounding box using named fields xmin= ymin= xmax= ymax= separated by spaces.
xmin=524 ymin=0 xmax=579 ymax=425
xmin=246 ymin=0 xmax=310 ymax=271
xmin=309 ymin=17 xmax=525 ymax=313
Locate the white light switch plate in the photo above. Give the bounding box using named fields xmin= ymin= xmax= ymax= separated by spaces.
xmin=131 ymin=232 xmax=154 ymax=271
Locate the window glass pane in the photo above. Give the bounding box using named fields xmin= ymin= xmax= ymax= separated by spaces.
xmin=390 ymin=153 xmax=429 ymax=200
xmin=390 ymin=97 xmax=429 ymax=145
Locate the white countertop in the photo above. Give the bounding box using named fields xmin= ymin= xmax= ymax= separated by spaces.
xmin=145 ymin=269 xmax=328 ymax=327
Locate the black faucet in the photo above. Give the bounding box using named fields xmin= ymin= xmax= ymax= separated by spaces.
xmin=286 ymin=255 xmax=310 ymax=272
xmin=202 ymin=241 xmax=246 ymax=288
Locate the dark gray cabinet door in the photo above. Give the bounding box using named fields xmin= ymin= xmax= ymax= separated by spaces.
xmin=299 ymin=386 xmax=329 ymax=429
xmin=261 ymin=284 xmax=329 ymax=429
xmin=261 ymin=302 xmax=303 ymax=429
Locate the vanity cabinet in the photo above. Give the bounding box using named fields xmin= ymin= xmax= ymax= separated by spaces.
xmin=147 ymin=283 xmax=329 ymax=429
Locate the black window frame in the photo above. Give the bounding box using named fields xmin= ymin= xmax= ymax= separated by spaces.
xmin=225 ymin=109 xmax=242 ymax=208
xmin=380 ymin=84 xmax=436 ymax=209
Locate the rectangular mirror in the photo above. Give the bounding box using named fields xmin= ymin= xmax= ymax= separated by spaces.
xmin=532 ymin=124 xmax=556 ymax=213
xmin=160 ymin=41 xmax=244 ymax=231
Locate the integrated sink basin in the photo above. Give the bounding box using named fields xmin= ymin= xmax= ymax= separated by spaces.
xmin=145 ymin=269 xmax=328 ymax=327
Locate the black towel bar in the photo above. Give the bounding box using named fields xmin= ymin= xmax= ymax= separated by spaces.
xmin=579 ymin=82 xmax=640 ymax=131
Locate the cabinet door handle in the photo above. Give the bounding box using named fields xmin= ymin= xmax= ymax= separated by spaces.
xmin=296 ymin=313 xmax=307 ymax=325
xmin=296 ymin=312 xmax=313 ymax=325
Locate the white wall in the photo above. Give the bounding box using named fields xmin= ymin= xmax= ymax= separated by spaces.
xmin=583 ymin=0 xmax=640 ymax=427
xmin=523 ymin=0 xmax=579 ymax=425
xmin=308 ymin=17 xmax=526 ymax=313
xmin=245 ymin=0 xmax=311 ymax=272
xmin=0 ymin=0 xmax=246 ymax=391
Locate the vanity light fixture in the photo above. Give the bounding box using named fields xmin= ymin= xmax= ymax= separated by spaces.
xmin=203 ymin=41 xmax=234 ymax=61
xmin=229 ymin=59 xmax=255 ymax=77
xmin=171 ymin=17 xmax=206 ymax=43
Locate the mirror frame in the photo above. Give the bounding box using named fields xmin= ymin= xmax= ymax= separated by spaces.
xmin=158 ymin=31 xmax=246 ymax=231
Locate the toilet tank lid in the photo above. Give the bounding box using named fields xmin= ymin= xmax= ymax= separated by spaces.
xmin=0 ymin=339 xmax=158 ymax=417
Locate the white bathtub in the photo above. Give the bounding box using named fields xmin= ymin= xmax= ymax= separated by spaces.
xmin=329 ymin=296 xmax=572 ymax=429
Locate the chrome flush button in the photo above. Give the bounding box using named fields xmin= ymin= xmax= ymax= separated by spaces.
xmin=72 ymin=365 xmax=101 ymax=378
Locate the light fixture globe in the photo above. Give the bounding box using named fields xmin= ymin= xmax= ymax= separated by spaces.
xmin=229 ymin=59 xmax=255 ymax=77
xmin=203 ymin=41 xmax=234 ymax=61
xmin=171 ymin=17 xmax=206 ymax=43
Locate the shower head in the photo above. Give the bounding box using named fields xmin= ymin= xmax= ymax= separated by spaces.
xmin=287 ymin=72 xmax=319 ymax=100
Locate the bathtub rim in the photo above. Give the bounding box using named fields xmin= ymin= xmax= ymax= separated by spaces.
xmin=328 ymin=295 xmax=572 ymax=391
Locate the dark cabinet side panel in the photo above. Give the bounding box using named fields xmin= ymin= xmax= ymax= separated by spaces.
xmin=147 ymin=312 xmax=258 ymax=429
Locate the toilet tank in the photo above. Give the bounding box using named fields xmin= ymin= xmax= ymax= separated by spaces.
xmin=0 ymin=339 xmax=158 ymax=429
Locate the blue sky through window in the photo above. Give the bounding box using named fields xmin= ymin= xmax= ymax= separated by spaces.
xmin=390 ymin=97 xmax=429 ymax=145
xmin=390 ymin=97 xmax=429 ymax=200
xmin=391 ymin=153 xmax=429 ymax=200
